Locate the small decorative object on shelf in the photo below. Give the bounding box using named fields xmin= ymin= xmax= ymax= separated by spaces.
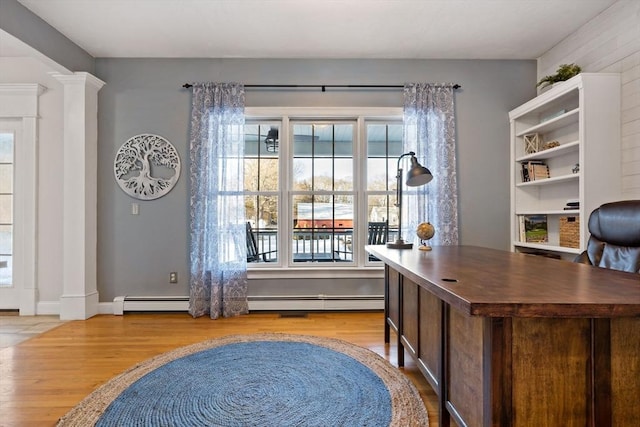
xmin=536 ymin=63 xmax=582 ymax=90
xmin=524 ymin=133 xmax=542 ymax=154
xmin=416 ymin=222 xmax=435 ymax=251
xmin=542 ymin=140 xmax=560 ymax=150
xmin=572 ymin=163 xmax=580 ymax=174
xmin=564 ymin=198 xmax=580 ymax=210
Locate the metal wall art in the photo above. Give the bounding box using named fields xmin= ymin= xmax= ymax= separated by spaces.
xmin=114 ymin=134 xmax=181 ymax=200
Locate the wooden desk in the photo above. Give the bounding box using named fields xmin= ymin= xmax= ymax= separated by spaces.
xmin=366 ymin=245 xmax=640 ymax=427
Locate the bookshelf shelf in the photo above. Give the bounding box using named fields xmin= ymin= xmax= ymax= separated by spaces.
xmin=516 ymin=173 xmax=579 ymax=187
xmin=516 ymin=140 xmax=579 ymax=162
xmin=512 ymin=241 xmax=582 ymax=255
xmin=509 ymin=73 xmax=621 ymax=259
xmin=515 ymin=108 xmax=579 ymax=137
xmin=516 ymin=209 xmax=579 ymax=216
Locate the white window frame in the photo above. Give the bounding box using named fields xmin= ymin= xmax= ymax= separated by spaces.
xmin=245 ymin=107 xmax=402 ymax=279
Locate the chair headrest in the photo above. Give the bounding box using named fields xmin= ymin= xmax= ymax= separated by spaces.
xmin=588 ymin=200 xmax=640 ymax=246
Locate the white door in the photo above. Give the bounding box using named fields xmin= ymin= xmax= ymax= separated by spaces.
xmin=0 ymin=121 xmax=18 ymax=309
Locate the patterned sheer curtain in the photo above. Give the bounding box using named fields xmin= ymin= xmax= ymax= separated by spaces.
xmin=188 ymin=82 xmax=248 ymax=319
xmin=403 ymin=83 xmax=459 ymax=245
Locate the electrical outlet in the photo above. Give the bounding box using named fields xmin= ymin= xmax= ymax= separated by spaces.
xmin=169 ymin=272 xmax=178 ymax=283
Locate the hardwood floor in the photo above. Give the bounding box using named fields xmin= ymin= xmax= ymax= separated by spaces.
xmin=0 ymin=311 xmax=438 ymax=426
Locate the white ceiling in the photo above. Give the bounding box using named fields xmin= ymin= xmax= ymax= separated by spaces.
xmin=12 ymin=0 xmax=618 ymax=60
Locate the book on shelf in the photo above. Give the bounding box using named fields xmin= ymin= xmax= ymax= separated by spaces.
xmin=519 ymin=214 xmax=548 ymax=243
xmin=564 ymin=198 xmax=580 ymax=210
xmin=531 ymin=163 xmax=550 ymax=180
xmin=520 ymin=161 xmax=549 ymax=182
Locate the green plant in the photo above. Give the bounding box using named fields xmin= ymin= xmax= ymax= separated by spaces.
xmin=536 ymin=64 xmax=582 ymax=89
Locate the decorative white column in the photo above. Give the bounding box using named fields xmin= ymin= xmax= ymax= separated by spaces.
xmin=52 ymin=72 xmax=105 ymax=320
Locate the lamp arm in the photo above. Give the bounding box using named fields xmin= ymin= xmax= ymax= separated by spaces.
xmin=394 ymin=152 xmax=415 ymax=242
xmin=396 ymin=167 xmax=403 ymax=241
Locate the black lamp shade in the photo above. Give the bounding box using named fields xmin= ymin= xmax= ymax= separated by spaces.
xmin=406 ymin=156 xmax=433 ymax=187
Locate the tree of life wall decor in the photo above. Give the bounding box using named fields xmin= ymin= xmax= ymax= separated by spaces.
xmin=114 ymin=134 xmax=181 ymax=200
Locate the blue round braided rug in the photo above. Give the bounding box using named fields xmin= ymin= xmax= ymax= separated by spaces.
xmin=57 ymin=334 xmax=428 ymax=427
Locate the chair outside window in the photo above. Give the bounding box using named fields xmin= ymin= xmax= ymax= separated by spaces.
xmin=246 ymin=222 xmax=277 ymax=263
xmin=367 ymin=221 xmax=388 ymax=261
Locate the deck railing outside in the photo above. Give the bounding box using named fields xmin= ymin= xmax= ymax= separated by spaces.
xmin=249 ymin=227 xmax=398 ymax=263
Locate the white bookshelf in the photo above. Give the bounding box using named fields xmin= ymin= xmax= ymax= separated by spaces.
xmin=509 ymin=73 xmax=621 ymax=259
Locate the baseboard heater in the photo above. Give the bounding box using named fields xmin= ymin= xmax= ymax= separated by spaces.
xmin=113 ymin=294 xmax=384 ymax=315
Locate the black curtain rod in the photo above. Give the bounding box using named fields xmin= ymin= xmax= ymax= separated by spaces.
xmin=181 ymin=83 xmax=461 ymax=91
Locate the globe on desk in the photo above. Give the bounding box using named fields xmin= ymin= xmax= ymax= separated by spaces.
xmin=416 ymin=222 xmax=435 ymax=251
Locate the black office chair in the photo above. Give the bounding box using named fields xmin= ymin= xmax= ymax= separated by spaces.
xmin=574 ymin=200 xmax=640 ymax=273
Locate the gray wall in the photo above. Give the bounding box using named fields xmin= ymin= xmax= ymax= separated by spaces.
xmin=0 ymin=0 xmax=94 ymax=73
xmin=94 ymin=58 xmax=536 ymax=301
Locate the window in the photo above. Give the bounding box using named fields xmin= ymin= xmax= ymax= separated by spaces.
xmin=366 ymin=123 xmax=402 ymax=240
xmin=291 ymin=122 xmax=354 ymax=263
xmin=244 ymin=123 xmax=280 ymax=262
xmin=0 ymin=132 xmax=13 ymax=285
xmin=244 ymin=110 xmax=402 ymax=267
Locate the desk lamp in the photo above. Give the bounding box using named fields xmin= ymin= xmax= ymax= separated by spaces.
xmin=386 ymin=152 xmax=433 ymax=249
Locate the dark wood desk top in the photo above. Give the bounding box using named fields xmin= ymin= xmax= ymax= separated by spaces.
xmin=366 ymin=245 xmax=640 ymax=318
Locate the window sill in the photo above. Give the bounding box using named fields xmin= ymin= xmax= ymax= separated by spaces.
xmin=247 ymin=265 xmax=384 ymax=280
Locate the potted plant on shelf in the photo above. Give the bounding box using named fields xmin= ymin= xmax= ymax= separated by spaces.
xmin=536 ymin=63 xmax=582 ymax=92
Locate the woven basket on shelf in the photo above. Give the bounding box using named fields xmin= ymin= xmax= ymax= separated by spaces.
xmin=559 ymin=216 xmax=580 ymax=249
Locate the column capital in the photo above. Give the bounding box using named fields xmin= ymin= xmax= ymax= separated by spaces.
xmin=51 ymin=72 xmax=105 ymax=91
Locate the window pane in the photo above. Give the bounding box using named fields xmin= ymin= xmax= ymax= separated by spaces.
xmin=0 ymin=195 xmax=12 ymax=223
xmin=292 ymin=195 xmax=353 ymax=262
xmin=0 ymin=165 xmax=12 ymax=193
xmin=313 ymin=158 xmax=333 ymax=191
xmin=334 ymin=158 xmax=352 ymax=191
xmin=293 ymin=124 xmax=313 ymax=156
xmin=369 ymin=194 xmax=399 ymax=242
xmin=333 ymin=124 xmax=353 ymax=157
xmin=0 ymin=224 xmax=11 ymax=254
xmin=244 ymin=158 xmax=259 ymax=192
xmin=245 ymin=195 xmax=278 ymax=263
xmin=367 ymin=123 xmax=403 ymax=191
xmin=0 ymin=256 xmax=12 ymax=286
xmin=368 ymin=194 xmax=391 ymax=224
xmin=244 ymin=123 xmax=280 ymax=192
xmin=259 ymin=158 xmax=279 ymax=191
xmin=0 ymin=133 xmax=13 ymax=163
xmin=292 ymin=158 xmax=312 ymax=190
xmin=293 ymin=123 xmax=354 ymax=192
xmin=367 ymin=158 xmax=388 ymax=191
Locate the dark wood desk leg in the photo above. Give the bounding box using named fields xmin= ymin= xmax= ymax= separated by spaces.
xmin=440 ymin=301 xmax=450 ymax=427
xmin=397 ymin=273 xmax=404 ymax=367
xmin=483 ymin=317 xmax=512 ymax=427
xmin=384 ymin=265 xmax=390 ymax=344
xmin=590 ymin=318 xmax=611 ymax=427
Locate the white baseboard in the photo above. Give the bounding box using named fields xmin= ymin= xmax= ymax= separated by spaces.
xmin=112 ymin=295 xmax=383 ymax=315
xmin=33 ymin=295 xmax=384 ymax=317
